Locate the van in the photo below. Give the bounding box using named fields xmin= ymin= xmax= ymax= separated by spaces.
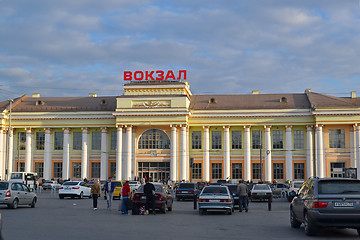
xmin=9 ymin=172 xmax=38 ymax=190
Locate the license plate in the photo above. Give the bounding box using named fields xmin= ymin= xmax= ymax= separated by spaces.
xmin=141 ymin=196 xmax=146 ymax=200
xmin=209 ymin=200 xmax=220 ymax=202
xmin=334 ymin=202 xmax=354 ymax=207
xmin=182 ymin=191 xmax=188 ymax=193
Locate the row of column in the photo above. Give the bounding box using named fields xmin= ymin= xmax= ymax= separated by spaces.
xmin=170 ymin=125 xmax=189 ymax=182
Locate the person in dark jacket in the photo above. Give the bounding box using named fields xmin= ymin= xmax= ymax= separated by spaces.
xmin=143 ymin=179 xmax=156 ymax=215
xmin=104 ymin=177 xmax=115 ymax=209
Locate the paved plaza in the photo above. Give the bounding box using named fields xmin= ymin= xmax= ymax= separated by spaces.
xmin=0 ymin=191 xmax=359 ymax=240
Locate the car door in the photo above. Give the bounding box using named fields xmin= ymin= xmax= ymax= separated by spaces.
xmin=21 ymin=183 xmax=32 ymax=204
xmin=292 ymin=181 xmax=308 ymax=220
xmin=80 ymin=182 xmax=91 ymax=196
xmin=12 ymin=183 xmax=24 ymax=204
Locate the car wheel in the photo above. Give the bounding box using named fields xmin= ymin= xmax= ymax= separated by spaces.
xmin=59 ymin=195 xmax=64 ymax=199
xmin=304 ymin=212 xmax=317 ymax=236
xmin=357 ymin=228 xmax=360 ymax=236
xmin=290 ymin=209 xmax=301 ymax=228
xmin=176 ymin=197 xmax=180 ymax=201
xmin=30 ymin=197 xmax=37 ymax=208
xmin=79 ymin=192 xmax=83 ymax=199
xmin=199 ymin=209 xmax=204 ymax=215
xmin=11 ymin=198 xmax=19 ymax=209
xmin=227 ymin=209 xmax=232 ymax=215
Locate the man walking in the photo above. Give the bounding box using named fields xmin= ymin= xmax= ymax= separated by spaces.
xmin=144 ymin=179 xmax=156 ymax=215
xmin=105 ymin=177 xmax=115 ymax=209
xmin=237 ymin=180 xmax=248 ymax=212
xmin=91 ymin=179 xmax=100 ymax=210
xmin=121 ymin=180 xmax=131 ymax=215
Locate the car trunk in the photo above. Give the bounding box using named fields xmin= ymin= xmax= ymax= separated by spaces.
xmin=316 ymin=194 xmax=360 ymax=214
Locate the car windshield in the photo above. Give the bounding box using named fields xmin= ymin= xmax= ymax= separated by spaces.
xmin=202 ymin=187 xmax=227 ymax=194
xmin=45 ymin=181 xmax=53 ymax=183
xmin=114 ymin=182 xmax=122 ymax=187
xmin=63 ymin=181 xmax=79 ymax=186
xmin=319 ymin=180 xmax=360 ymax=194
xmin=129 ymin=181 xmax=138 ymax=185
xmin=137 ymin=184 xmax=163 ymax=193
xmin=225 ymin=185 xmax=237 ymax=193
xmin=294 ymin=182 xmax=303 ymax=188
xmin=254 ymin=184 xmax=269 ymax=190
xmin=179 ymin=183 xmax=195 ymax=189
xmin=0 ymin=182 xmax=9 ymax=190
xmin=10 ymin=173 xmax=22 ymax=179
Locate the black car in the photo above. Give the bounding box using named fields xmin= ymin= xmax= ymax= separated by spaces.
xmin=223 ymin=184 xmax=239 ymax=207
xmin=175 ymin=183 xmax=199 ymax=201
xmin=290 ymin=178 xmax=360 ymax=236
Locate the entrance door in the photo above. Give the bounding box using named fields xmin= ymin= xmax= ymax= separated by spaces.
xmin=138 ymin=162 xmax=170 ymax=182
xmin=330 ymin=162 xmax=346 ymax=178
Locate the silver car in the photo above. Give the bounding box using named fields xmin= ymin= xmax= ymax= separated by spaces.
xmin=198 ymin=185 xmax=234 ymax=215
xmin=0 ymin=181 xmax=37 ymax=209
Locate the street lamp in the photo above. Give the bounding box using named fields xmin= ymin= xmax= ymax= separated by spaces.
xmin=5 ymin=99 xmax=14 ymax=180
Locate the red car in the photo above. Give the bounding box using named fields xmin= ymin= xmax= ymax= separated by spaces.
xmin=132 ymin=183 xmax=173 ymax=214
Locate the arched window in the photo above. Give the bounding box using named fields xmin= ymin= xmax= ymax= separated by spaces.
xmin=138 ymin=129 xmax=170 ymax=149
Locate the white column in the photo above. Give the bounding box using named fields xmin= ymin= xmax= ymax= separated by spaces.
xmin=186 ymin=128 xmax=190 ymax=181
xmin=180 ymin=126 xmax=187 ymax=181
xmin=116 ymin=126 xmax=123 ymax=181
xmin=125 ymin=126 xmax=132 ymax=180
xmin=100 ymin=127 xmax=109 ymax=181
xmin=131 ymin=129 xmax=136 ymax=180
xmin=244 ymin=126 xmax=251 ymax=181
xmin=306 ymin=126 xmax=314 ymax=178
xmin=285 ymin=126 xmax=293 ymax=181
xmin=25 ymin=128 xmax=33 ymax=172
xmin=203 ymin=126 xmax=210 ymax=182
xmin=62 ymin=128 xmax=71 ymax=180
xmin=356 ymin=125 xmax=360 ymax=179
xmin=315 ymin=125 xmax=325 ymax=178
xmin=223 ymin=126 xmax=230 ymax=180
xmin=170 ymin=125 xmax=178 ymax=182
xmin=264 ymin=126 xmax=272 ymax=182
xmin=81 ymin=128 xmax=89 ymax=180
xmin=0 ymin=128 xmax=4 ymax=179
xmin=44 ymin=128 xmax=53 ymax=180
xmin=7 ymin=129 xmax=14 ymax=179
xmin=350 ymin=125 xmax=356 ymax=169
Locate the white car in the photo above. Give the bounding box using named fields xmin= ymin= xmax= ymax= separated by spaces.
xmin=286 ymin=180 xmax=304 ymax=202
xmin=59 ymin=181 xmax=91 ymax=199
xmin=42 ymin=180 xmax=61 ymax=190
xmin=129 ymin=181 xmax=141 ymax=191
xmin=198 ymin=185 xmax=234 ymax=215
xmin=250 ymin=184 xmax=273 ymax=201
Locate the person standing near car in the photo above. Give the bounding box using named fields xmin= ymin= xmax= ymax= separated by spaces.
xmin=237 ymin=180 xmax=248 ymax=212
xmin=91 ymin=179 xmax=100 ymax=210
xmin=121 ymin=180 xmax=131 ymax=215
xmin=105 ymin=177 xmax=115 ymax=209
xmin=144 ymin=179 xmax=156 ymax=215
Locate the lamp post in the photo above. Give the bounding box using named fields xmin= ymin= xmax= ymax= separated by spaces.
xmin=5 ymin=99 xmax=14 ymax=180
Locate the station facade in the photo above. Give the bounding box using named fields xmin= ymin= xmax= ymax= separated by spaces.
xmin=0 ymin=81 xmax=360 ymax=183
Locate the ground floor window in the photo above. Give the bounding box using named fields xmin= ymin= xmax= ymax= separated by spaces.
xmin=232 ymin=163 xmax=242 ymax=179
xmin=53 ymin=162 xmax=62 ymax=178
xmin=91 ymin=162 xmax=101 ymax=178
xmin=35 ymin=162 xmax=44 ymax=178
xmin=72 ymin=162 xmax=81 ymax=179
xmin=294 ymin=163 xmax=305 ymax=179
xmin=16 ymin=162 xmax=25 ymax=172
xmin=138 ymin=162 xmax=170 ymax=181
xmin=211 ymin=163 xmax=222 ymax=179
xmin=252 ymin=163 xmax=261 ymax=179
xmin=273 ymin=163 xmax=284 ymax=179
xmin=330 ymin=162 xmax=346 ymax=178
xmin=110 ymin=162 xmax=116 ymax=179
xmin=192 ymin=163 xmax=202 ymax=179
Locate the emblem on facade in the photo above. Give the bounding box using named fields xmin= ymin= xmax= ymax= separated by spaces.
xmin=132 ymin=100 xmax=170 ymax=108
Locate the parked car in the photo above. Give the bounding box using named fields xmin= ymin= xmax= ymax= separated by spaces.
xmin=223 ymin=184 xmax=239 ymax=207
xmin=59 ymin=181 xmax=91 ymax=199
xmin=132 ymin=183 xmax=173 ymax=214
xmin=42 ymin=180 xmax=61 ymax=190
xmin=129 ymin=181 xmax=141 ymax=191
xmin=0 ymin=181 xmax=37 ymax=209
xmin=104 ymin=181 xmax=123 ymax=200
xmin=198 ymin=185 xmax=234 ymax=215
xmin=290 ymin=178 xmax=360 ymax=236
xmin=270 ymin=183 xmax=289 ymax=196
xmin=197 ymin=182 xmax=206 ymax=190
xmin=175 ymin=183 xmax=199 ymax=201
xmin=287 ymin=180 xmax=304 ymax=202
xmin=250 ymin=184 xmax=272 ymax=201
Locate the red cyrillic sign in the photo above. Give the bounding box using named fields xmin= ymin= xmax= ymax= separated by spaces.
xmin=124 ymin=70 xmax=187 ymax=81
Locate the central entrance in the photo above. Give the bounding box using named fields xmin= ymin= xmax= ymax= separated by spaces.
xmin=138 ymin=162 xmax=170 ymax=182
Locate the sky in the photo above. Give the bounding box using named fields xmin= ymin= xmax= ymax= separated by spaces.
xmin=0 ymin=0 xmax=360 ymax=100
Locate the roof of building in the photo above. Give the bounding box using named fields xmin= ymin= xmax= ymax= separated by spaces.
xmin=306 ymin=92 xmax=360 ymax=108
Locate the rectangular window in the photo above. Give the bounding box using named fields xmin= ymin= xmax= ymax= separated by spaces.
xmin=212 ymin=131 xmax=222 ymax=149
xmin=252 ymin=163 xmax=261 ymax=179
xmin=272 ymin=130 xmax=283 ymax=149
xmin=53 ymin=162 xmax=62 ymax=179
xmin=192 ymin=163 xmax=202 ymax=179
xmin=36 ymin=132 xmax=45 ymax=150
xmin=17 ymin=162 xmax=25 ymax=172
xmin=110 ymin=162 xmax=116 ymax=179
xmin=92 ymin=132 xmax=101 ymax=150
xmin=72 ymin=162 xmax=81 ymax=179
xmin=73 ymin=132 xmax=82 ymax=150
xmin=91 ymin=162 xmax=101 ymax=178
xmin=232 ymin=163 xmax=242 ymax=179
xmin=232 ymin=131 xmax=242 ymax=149
xmin=329 ymin=129 xmax=345 ymax=148
xmin=273 ymin=163 xmax=284 ymax=179
xmin=18 ymin=132 xmax=26 ymax=150
xmin=35 ymin=162 xmax=44 ymax=178
xmin=211 ymin=163 xmax=222 ymax=179
xmin=252 ymin=130 xmax=261 ymax=149
xmin=110 ymin=131 xmax=117 ymax=151
xmin=293 ymin=130 xmax=304 ymax=150
xmin=192 ymin=131 xmax=202 ymax=149
xmin=54 ymin=132 xmax=64 ymax=150
xmin=294 ymin=163 xmax=305 ymax=179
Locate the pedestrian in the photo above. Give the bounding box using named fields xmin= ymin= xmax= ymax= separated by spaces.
xmin=237 ymin=180 xmax=248 ymax=212
xmin=144 ymin=179 xmax=156 ymax=215
xmin=121 ymin=180 xmax=131 ymax=215
xmin=104 ymin=177 xmax=115 ymax=209
xmin=91 ymin=179 xmax=100 ymax=210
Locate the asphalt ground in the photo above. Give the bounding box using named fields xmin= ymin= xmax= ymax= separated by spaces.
xmin=0 ymin=191 xmax=359 ymax=240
